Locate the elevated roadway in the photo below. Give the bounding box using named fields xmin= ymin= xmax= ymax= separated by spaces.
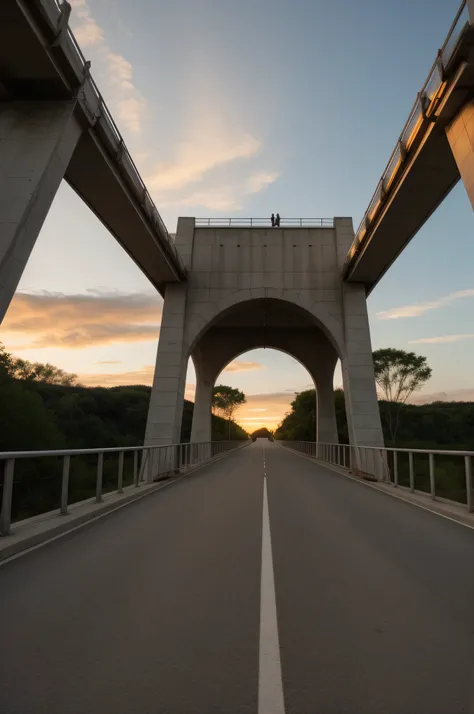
xmin=344 ymin=2 xmax=474 ymax=290
xmin=0 ymin=0 xmax=185 ymax=294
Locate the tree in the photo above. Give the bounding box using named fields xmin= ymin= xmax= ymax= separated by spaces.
xmin=251 ymin=427 xmax=273 ymax=440
xmin=212 ymin=385 xmax=246 ymax=439
xmin=0 ymin=342 xmax=79 ymax=386
xmin=373 ymin=348 xmax=432 ymax=442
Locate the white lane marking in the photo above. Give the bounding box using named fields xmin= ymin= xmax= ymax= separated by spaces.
xmin=258 ymin=477 xmax=285 ymax=714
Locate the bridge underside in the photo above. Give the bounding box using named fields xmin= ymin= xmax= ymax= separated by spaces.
xmin=346 ymin=25 xmax=474 ymax=290
xmin=191 ymin=299 xmax=340 ymax=444
xmin=0 ymin=0 xmax=183 ymax=308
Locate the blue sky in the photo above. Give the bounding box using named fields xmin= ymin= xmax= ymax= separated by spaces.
xmin=2 ymin=0 xmax=474 ymax=429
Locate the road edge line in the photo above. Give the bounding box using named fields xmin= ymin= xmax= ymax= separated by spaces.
xmin=275 ymin=443 xmax=474 ymax=532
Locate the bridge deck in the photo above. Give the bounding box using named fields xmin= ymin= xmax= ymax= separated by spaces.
xmin=1 ymin=441 xmax=473 ymax=713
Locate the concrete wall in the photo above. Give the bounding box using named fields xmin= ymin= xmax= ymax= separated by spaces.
xmin=144 ymin=217 xmax=384 ymax=477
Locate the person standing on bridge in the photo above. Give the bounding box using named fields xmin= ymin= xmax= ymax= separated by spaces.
xmin=271 ymin=213 xmax=275 ymax=227
xmin=275 ymin=213 xmax=281 ymax=227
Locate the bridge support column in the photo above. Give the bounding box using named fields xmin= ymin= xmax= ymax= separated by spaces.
xmin=144 ymin=284 xmax=188 ymax=479
xmin=446 ymin=100 xmax=474 ymax=211
xmin=341 ymin=283 xmax=385 ymax=478
xmin=0 ymin=101 xmax=82 ymax=324
xmin=468 ymin=0 xmax=474 ymax=23
xmin=190 ymin=375 xmax=213 ymax=443
xmin=316 ymin=378 xmax=339 ymax=445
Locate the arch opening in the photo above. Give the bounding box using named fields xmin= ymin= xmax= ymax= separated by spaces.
xmin=186 ymin=296 xmax=344 ymax=362
xmin=188 ymin=301 xmax=341 ymax=445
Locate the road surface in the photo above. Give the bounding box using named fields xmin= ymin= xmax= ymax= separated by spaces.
xmin=1 ymin=441 xmax=474 ymax=713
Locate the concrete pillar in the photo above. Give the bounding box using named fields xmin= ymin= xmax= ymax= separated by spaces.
xmin=315 ymin=378 xmax=339 ymax=444
xmin=144 ymin=284 xmax=189 ymax=479
xmin=0 ymin=101 xmax=82 ymax=324
xmin=341 ymin=283 xmax=384 ymax=450
xmin=468 ymin=0 xmax=474 ymax=24
xmin=174 ymin=217 xmax=195 ymax=270
xmin=446 ymin=100 xmax=474 ymax=211
xmin=190 ymin=374 xmax=213 ymax=443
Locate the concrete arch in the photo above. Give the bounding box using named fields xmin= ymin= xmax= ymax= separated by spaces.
xmin=185 ymin=289 xmax=345 ymax=361
xmin=144 ymin=220 xmax=385 ymax=480
xmin=190 ymin=313 xmax=340 ymax=445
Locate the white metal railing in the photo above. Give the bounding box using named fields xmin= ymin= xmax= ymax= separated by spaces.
xmin=279 ymin=441 xmax=474 ymax=513
xmin=344 ymin=0 xmax=470 ymax=276
xmin=30 ymin=0 xmax=185 ymax=279
xmin=195 ymin=217 xmax=334 ymax=228
xmin=0 ymin=440 xmax=245 ymax=536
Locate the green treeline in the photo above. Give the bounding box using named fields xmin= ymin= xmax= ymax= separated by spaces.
xmin=275 ymin=388 xmax=474 ymax=450
xmin=275 ymin=389 xmax=474 ymax=503
xmin=0 ymin=372 xmax=247 ymax=521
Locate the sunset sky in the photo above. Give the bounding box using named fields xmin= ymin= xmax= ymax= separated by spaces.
xmin=1 ymin=0 xmax=474 ymax=431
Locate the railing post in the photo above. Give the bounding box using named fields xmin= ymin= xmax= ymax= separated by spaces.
xmin=96 ymin=452 xmax=103 ymax=503
xmin=465 ymin=455 xmax=473 ymax=513
xmin=133 ymin=450 xmax=138 ymax=487
xmin=117 ymin=451 xmax=124 ymax=494
xmin=148 ymin=448 xmax=154 ymax=482
xmin=393 ymin=451 xmax=398 ymax=486
xmin=429 ymin=453 xmax=436 ymax=500
xmin=0 ymin=459 xmax=15 ymax=536
xmin=60 ymin=454 xmax=70 ymax=515
xmin=409 ymin=451 xmax=414 ymax=492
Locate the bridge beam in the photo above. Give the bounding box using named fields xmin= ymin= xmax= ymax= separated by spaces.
xmin=0 ymin=101 xmax=82 ymax=324
xmin=468 ymin=0 xmax=474 ymax=23
xmin=190 ymin=373 xmax=213 ymax=443
xmin=446 ymin=99 xmax=474 ymax=212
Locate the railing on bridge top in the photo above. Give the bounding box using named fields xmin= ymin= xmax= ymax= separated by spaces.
xmin=281 ymin=441 xmax=474 ymax=513
xmin=195 ymin=218 xmax=334 ymax=227
xmin=344 ymin=0 xmax=471 ymax=276
xmin=31 ymin=0 xmax=183 ymax=274
xmin=0 ymin=440 xmax=245 ymax=536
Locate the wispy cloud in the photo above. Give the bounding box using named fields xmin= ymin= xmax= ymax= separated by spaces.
xmin=147 ymin=133 xmax=261 ymax=192
xmin=77 ymin=360 xmax=262 ymax=389
xmin=69 ymin=0 xmax=103 ymax=46
xmin=159 ymin=171 xmax=280 ymax=211
xmin=246 ymin=171 xmax=280 ymax=194
xmin=409 ymin=388 xmax=474 ymax=404
xmin=409 ymin=334 xmax=474 ymax=344
xmin=70 ymin=0 xmax=147 ymax=134
xmin=2 ymin=290 xmax=161 ymax=348
xmin=377 ymin=289 xmax=474 ymax=320
xmin=222 ymin=360 xmax=264 ymax=373
xmin=144 ymin=106 xmax=279 ymax=211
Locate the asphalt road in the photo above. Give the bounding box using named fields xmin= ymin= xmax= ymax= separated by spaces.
xmin=1 ymin=441 xmax=474 ymax=714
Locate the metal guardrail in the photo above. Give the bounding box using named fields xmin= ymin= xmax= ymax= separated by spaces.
xmin=31 ymin=0 xmax=185 ymax=278
xmin=280 ymin=441 xmax=474 ymax=512
xmin=0 ymin=440 xmax=245 ymax=535
xmin=195 ymin=218 xmax=334 ymax=227
xmin=344 ymin=0 xmax=471 ymax=275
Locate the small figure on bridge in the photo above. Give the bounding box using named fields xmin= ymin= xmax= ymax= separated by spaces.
xmin=271 ymin=213 xmax=275 ymax=227
xmin=275 ymin=213 xmax=281 ymax=227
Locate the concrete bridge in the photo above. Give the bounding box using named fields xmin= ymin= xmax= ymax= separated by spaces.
xmin=2 ymin=0 xmax=474 ymax=458
xmin=2 ymin=2 xmax=474 ymax=710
